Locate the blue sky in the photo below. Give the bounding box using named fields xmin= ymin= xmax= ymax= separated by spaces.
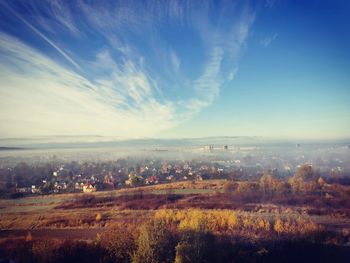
xmin=0 ymin=0 xmax=349 ymax=140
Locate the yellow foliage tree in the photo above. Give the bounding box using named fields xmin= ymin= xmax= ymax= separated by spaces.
xmin=95 ymin=213 xmax=102 ymax=222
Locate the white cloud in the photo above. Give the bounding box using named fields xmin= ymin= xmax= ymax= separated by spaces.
xmin=0 ymin=1 xmax=256 ymax=138
xmin=260 ymin=33 xmax=278 ymax=47
xmin=192 ymin=47 xmax=223 ymax=108
xmin=0 ymin=33 xmax=176 ymax=138
xmin=170 ymin=50 xmax=181 ymax=72
xmin=228 ymin=68 xmax=238 ymax=81
xmin=48 ymin=0 xmax=80 ymax=35
xmin=188 ymin=6 xmax=255 ymax=113
xmin=3 ymin=2 xmax=81 ymax=71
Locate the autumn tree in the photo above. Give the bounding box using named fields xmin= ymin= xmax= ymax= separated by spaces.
xmin=223 ymin=181 xmax=238 ymax=194
xmin=175 ymin=230 xmax=216 ymax=263
xmin=235 ymin=182 xmax=259 ymax=202
xmin=275 ymin=181 xmax=291 ymax=195
xmin=128 ymin=172 xmax=144 ymax=187
xmin=289 ymin=164 xmax=317 ymax=193
xmin=95 ymin=213 xmax=102 ymax=222
xmin=259 ymin=173 xmax=276 ymax=198
xmin=132 ymin=219 xmax=176 ymax=263
xmin=99 ymin=223 xmax=136 ymax=263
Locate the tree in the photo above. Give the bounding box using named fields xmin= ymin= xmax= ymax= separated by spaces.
xmin=41 ymin=182 xmax=55 ymax=194
xmin=175 ymin=230 xmax=216 ymax=263
xmin=99 ymin=223 xmax=136 ymax=263
xmin=274 ymin=217 xmax=284 ymax=235
xmin=289 ymin=164 xmax=317 ymax=193
xmin=132 ymin=220 xmax=176 ymax=263
xmin=259 ymin=174 xmax=275 ymax=198
xmin=128 ymin=173 xmax=144 ymax=187
xmin=275 ymin=181 xmax=291 ymax=195
xmin=235 ymin=182 xmax=259 ymax=202
xmin=223 ymin=181 xmax=238 ymax=194
xmin=95 ymin=213 xmax=102 ymax=222
xmin=317 ymin=177 xmax=326 ymax=189
xmin=295 ymin=164 xmax=314 ymax=181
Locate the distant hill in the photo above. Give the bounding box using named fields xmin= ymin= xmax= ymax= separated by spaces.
xmin=0 ymin=136 xmax=267 ymax=150
xmin=0 ymin=146 xmax=28 ymax=151
xmin=0 ymin=136 xmax=348 ymax=150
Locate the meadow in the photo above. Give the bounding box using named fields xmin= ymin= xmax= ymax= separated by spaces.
xmin=1 ymin=175 xmax=350 ymax=262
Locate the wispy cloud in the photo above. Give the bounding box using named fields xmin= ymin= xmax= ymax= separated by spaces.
xmin=0 ymin=33 xmax=176 ymax=137
xmin=170 ymin=50 xmax=181 ymax=72
xmin=265 ymin=0 xmax=279 ymax=9
xmin=2 ymin=2 xmax=81 ymax=71
xmin=260 ymin=33 xmax=278 ymax=47
xmin=0 ymin=0 xmax=256 ymax=138
xmin=192 ymin=47 xmax=223 ymax=109
xmin=46 ymin=0 xmax=80 ymax=35
xmin=228 ymin=68 xmax=238 ymax=81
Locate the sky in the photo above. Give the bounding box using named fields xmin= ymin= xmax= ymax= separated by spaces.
xmin=0 ymin=0 xmax=349 ymax=140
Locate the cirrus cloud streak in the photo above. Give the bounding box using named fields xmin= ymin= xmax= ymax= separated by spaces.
xmin=0 ymin=0 xmax=255 ymax=138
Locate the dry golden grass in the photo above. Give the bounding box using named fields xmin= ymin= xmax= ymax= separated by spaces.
xmin=1 ymin=179 xmax=349 ymax=236
xmin=154 ymin=208 xmax=323 ymax=237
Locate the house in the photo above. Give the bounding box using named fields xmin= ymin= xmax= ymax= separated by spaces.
xmin=31 ymin=185 xmax=40 ymax=194
xmin=83 ymin=183 xmax=97 ymax=193
xmin=16 ymin=187 xmax=32 ymax=193
xmin=125 ymin=179 xmax=132 ymax=186
xmin=145 ymin=176 xmax=159 ymax=185
xmin=166 ymin=175 xmax=175 ymax=181
xmin=196 ymin=175 xmax=203 ymax=181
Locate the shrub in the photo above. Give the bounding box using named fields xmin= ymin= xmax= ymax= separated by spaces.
xmin=95 ymin=213 xmax=103 ymax=222
xmin=178 ymin=209 xmax=207 ymax=231
xmin=99 ymin=223 xmax=137 ymax=263
xmin=155 ymin=209 xmax=240 ymax=233
xmin=32 ymin=239 xmax=59 ymax=263
xmin=25 ymin=231 xmax=33 ymax=242
xmin=223 ymin=181 xmax=238 ymax=193
xmin=273 ymin=215 xmax=323 ymax=236
xmin=0 ymin=238 xmax=34 ymax=263
xmin=54 ymin=240 xmax=106 ymax=263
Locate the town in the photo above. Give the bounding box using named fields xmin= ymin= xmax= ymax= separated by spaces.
xmin=1 ymin=143 xmax=348 ymax=198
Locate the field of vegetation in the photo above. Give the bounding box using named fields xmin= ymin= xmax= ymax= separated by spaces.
xmin=1 ymin=166 xmax=350 ymax=262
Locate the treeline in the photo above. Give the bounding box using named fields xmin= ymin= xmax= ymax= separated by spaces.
xmin=222 ymin=165 xmax=350 ymax=211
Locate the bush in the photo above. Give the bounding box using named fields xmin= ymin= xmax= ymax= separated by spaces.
xmin=32 ymin=239 xmax=59 ymax=263
xmin=0 ymin=238 xmax=34 ymax=263
xmin=155 ymin=209 xmax=240 ymax=233
xmin=54 ymin=240 xmax=106 ymax=263
xmin=273 ymin=216 xmax=324 ymax=237
xmin=223 ymin=181 xmax=238 ymax=193
xmin=95 ymin=213 xmax=103 ymax=222
xmin=100 ymin=223 xmax=137 ymax=263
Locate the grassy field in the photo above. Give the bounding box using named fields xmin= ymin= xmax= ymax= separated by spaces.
xmin=0 ymin=180 xmax=222 ymax=229
xmin=1 ymin=179 xmax=350 ymax=240
xmin=1 ymin=179 xmax=350 ymax=263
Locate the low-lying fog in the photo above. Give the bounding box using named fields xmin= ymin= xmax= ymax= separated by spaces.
xmin=0 ymin=137 xmax=349 ymax=176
